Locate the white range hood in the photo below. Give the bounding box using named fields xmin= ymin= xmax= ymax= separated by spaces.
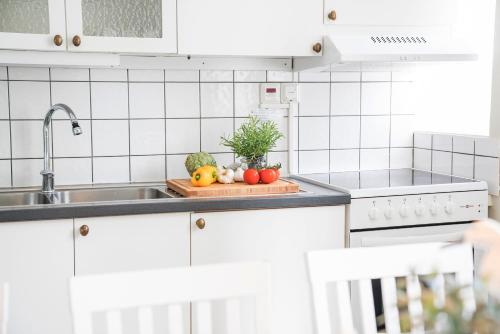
xmin=293 ymin=33 xmax=477 ymax=72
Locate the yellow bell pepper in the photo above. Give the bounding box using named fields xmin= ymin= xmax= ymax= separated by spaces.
xmin=191 ymin=165 xmax=217 ymax=187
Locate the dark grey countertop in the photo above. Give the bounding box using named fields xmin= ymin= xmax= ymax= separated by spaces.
xmin=0 ymin=179 xmax=350 ymax=222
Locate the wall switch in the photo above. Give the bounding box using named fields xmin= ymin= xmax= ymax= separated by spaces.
xmin=260 ymin=83 xmax=281 ymax=104
xmin=281 ymin=83 xmax=298 ymax=103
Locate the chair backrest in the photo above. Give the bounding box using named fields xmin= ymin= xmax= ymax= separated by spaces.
xmin=0 ymin=283 xmax=8 ymax=334
xmin=307 ymin=243 xmax=475 ymax=334
xmin=70 ymin=262 xmax=271 ymax=334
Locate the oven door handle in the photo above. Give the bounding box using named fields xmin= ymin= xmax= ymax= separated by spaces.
xmin=361 ymin=232 xmax=464 ymax=247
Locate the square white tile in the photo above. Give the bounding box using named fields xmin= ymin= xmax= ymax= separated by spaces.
xmin=9 ymin=81 xmax=50 ymax=119
xmin=235 ymin=83 xmax=260 ymax=117
xmin=452 ymin=136 xmax=474 ymax=154
xmin=390 ymin=115 xmax=415 ymax=147
xmin=165 ymin=83 xmax=200 ymax=118
xmin=50 ymin=68 xmax=89 ymax=81
xmin=331 ymin=72 xmax=360 ymax=82
xmin=298 ymin=117 xmax=329 ymax=150
xmin=267 ymin=151 xmax=289 ymax=176
xmin=390 ymin=148 xmax=413 ymax=169
xmin=166 ymin=154 xmax=189 ymax=179
xmin=475 ymin=137 xmax=499 ymax=157
xmin=361 ymin=82 xmax=391 ymax=115
xmin=12 ymin=159 xmax=43 ymax=187
xmin=201 ymin=118 xmax=233 ymax=152
xmin=93 ymin=156 xmax=130 ymax=183
xmin=299 ymin=72 xmax=330 ymax=82
xmin=413 ymin=148 xmax=431 ymax=170
xmin=51 ymin=82 xmax=91 ymax=119
xmin=474 ymin=156 xmax=499 ymax=194
xmin=331 ymin=83 xmax=360 ymax=115
xmin=166 ymin=119 xmax=200 ymax=154
xmin=129 ymin=83 xmax=164 ymax=118
xmin=0 ymin=82 xmax=8 ymax=119
xmin=200 ymin=83 xmax=233 ymax=117
xmin=298 ymin=150 xmax=329 ymax=173
xmin=360 ymin=116 xmax=390 ymax=148
xmin=452 ymin=153 xmax=474 ymax=179
xmin=211 ymin=153 xmax=235 ymax=168
xmin=331 ymin=116 xmax=360 ymax=149
xmin=92 ymin=120 xmax=129 ymax=156
xmin=0 ymin=121 xmax=10 ymax=159
xmin=272 ymin=117 xmax=288 ymax=151
xmin=52 ymin=120 xmax=91 ymax=157
xmin=90 ymin=69 xmax=127 ymax=82
xmin=330 ymin=149 xmax=359 ymax=172
xmin=128 ymin=69 xmax=164 ymax=82
xmin=0 ymin=160 xmax=11 ymax=188
xmin=414 ymin=132 xmax=432 ymax=149
xmin=433 ymin=134 xmax=452 ymax=152
xmin=91 ymin=82 xmax=129 ymax=119
xmin=165 ymin=70 xmax=199 ymax=82
xmin=9 ymin=67 xmax=49 ymax=81
xmin=10 ymin=120 xmax=43 ymax=158
xmin=130 ymin=119 xmax=165 ymax=155
xmin=299 ymin=83 xmax=330 ymax=116
xmin=200 ymin=70 xmax=233 ymax=82
xmin=391 ymin=82 xmax=416 ymax=115
xmin=0 ymin=67 xmax=7 ymax=80
xmin=53 ymin=158 xmax=92 ymax=185
xmin=131 ymin=155 xmax=166 ymax=182
xmin=267 ymin=71 xmax=293 ymax=82
xmin=360 ymin=148 xmax=389 ymax=170
xmin=234 ymin=71 xmax=266 ymax=82
xmin=432 ymin=150 xmax=452 ymax=174
xmin=391 ymin=71 xmax=415 ymax=82
xmin=361 ymin=72 xmax=391 ymax=82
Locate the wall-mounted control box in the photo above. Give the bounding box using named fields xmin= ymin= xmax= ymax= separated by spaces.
xmin=260 ymin=83 xmax=298 ymax=105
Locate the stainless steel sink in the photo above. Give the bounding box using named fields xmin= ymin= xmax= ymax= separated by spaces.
xmin=0 ymin=187 xmax=174 ymax=207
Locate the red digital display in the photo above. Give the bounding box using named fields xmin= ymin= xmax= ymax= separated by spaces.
xmin=266 ymin=88 xmax=277 ymax=93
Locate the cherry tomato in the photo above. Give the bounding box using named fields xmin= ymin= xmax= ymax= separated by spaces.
xmin=243 ymin=168 xmax=260 ymax=185
xmin=259 ymin=168 xmax=277 ymax=184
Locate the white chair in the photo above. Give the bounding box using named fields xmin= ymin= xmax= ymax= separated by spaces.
xmin=307 ymin=243 xmax=475 ymax=334
xmin=70 ymin=262 xmax=271 ymax=334
xmin=0 ymin=283 xmax=8 ymax=334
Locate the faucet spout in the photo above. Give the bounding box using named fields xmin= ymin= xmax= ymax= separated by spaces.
xmin=41 ymin=104 xmax=82 ymax=193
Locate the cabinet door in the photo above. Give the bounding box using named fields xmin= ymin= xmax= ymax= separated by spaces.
xmin=74 ymin=213 xmax=190 ymax=275
xmin=0 ymin=219 xmax=74 ymax=334
xmin=0 ymin=0 xmax=67 ymax=51
xmin=191 ymin=206 xmax=345 ymax=334
xmin=178 ymin=0 xmax=324 ymax=57
xmin=65 ymin=0 xmax=177 ymax=53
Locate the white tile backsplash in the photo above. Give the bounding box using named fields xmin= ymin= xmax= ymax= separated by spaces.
xmin=452 ymin=153 xmax=474 ymax=179
xmin=414 ymin=148 xmax=431 ymax=170
xmin=475 ymin=137 xmax=499 ymax=157
xmin=433 ymin=134 xmax=453 ymax=151
xmin=452 ymin=136 xmax=475 ymax=154
xmin=474 ymin=156 xmax=499 ymax=194
xmin=8 ymin=67 xmax=49 ymax=81
xmin=0 ymin=67 xmax=418 ymax=187
xmin=414 ymin=132 xmax=432 ymax=149
xmin=391 ymin=82 xmax=415 ymax=115
xmin=432 ymin=150 xmax=452 ymax=174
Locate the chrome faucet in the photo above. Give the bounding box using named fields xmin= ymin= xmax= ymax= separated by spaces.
xmin=41 ymin=104 xmax=82 ymax=193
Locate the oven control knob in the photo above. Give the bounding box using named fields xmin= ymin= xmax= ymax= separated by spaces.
xmin=368 ymin=207 xmax=379 ymax=220
xmin=430 ymin=202 xmax=439 ymax=216
xmin=415 ymin=204 xmax=425 ymax=217
xmin=384 ymin=207 xmax=394 ymax=219
xmin=399 ymin=205 xmax=409 ymax=218
xmin=445 ymin=201 xmax=454 ymax=214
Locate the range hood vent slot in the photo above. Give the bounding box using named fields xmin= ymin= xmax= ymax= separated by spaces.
xmin=370 ymin=36 xmax=428 ymax=44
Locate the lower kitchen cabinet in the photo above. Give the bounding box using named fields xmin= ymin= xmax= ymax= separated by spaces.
xmin=191 ymin=206 xmax=345 ymax=334
xmin=0 ymin=219 xmax=74 ymax=334
xmin=74 ymin=213 xmax=191 ymax=275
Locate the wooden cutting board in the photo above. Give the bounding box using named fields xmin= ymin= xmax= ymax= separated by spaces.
xmin=166 ymin=179 xmax=300 ymax=197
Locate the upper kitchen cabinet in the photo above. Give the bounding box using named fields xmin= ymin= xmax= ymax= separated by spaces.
xmin=177 ymin=0 xmax=324 ymax=57
xmin=0 ymin=0 xmax=67 ymax=51
xmin=65 ymin=0 xmax=177 ymax=53
xmin=323 ymin=0 xmax=456 ymax=26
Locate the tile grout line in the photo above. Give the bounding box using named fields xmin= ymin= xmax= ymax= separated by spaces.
xmin=127 ymin=69 xmax=132 ymax=183
xmin=328 ymin=72 xmax=332 ymax=173
xmin=163 ymin=69 xmax=168 ymax=180
xmin=6 ymin=67 xmax=13 ymax=187
xmin=49 ymin=68 xmax=55 ymax=179
xmin=358 ymin=73 xmax=362 ymax=170
xmin=88 ymin=68 xmax=95 ymax=184
xmin=388 ymin=72 xmax=393 ymax=169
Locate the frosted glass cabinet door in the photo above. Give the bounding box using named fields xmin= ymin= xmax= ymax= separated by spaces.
xmin=65 ymin=0 xmax=177 ymax=53
xmin=0 ymin=0 xmax=67 ymax=51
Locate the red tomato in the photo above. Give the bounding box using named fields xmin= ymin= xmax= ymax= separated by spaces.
xmin=259 ymin=168 xmax=277 ymax=184
xmin=272 ymin=167 xmax=281 ymax=180
xmin=243 ymin=168 xmax=260 ymax=185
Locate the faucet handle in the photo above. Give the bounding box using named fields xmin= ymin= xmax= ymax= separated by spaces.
xmin=41 ymin=169 xmax=54 ymax=176
xmin=41 ymin=170 xmax=55 ymax=193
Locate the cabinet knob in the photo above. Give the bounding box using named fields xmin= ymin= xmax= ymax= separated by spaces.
xmin=328 ymin=10 xmax=337 ymax=21
xmin=195 ymin=218 xmax=206 ymax=230
xmin=72 ymin=35 xmax=81 ymax=47
xmin=53 ymin=34 xmax=63 ymax=46
xmin=80 ymin=225 xmax=89 ymax=236
xmin=312 ymin=42 xmax=322 ymax=53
